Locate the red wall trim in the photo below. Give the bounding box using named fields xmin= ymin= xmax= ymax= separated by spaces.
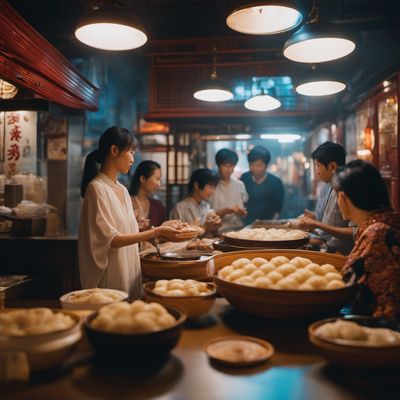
xmin=0 ymin=0 xmax=98 ymax=110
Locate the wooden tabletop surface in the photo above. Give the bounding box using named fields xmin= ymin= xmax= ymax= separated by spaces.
xmin=1 ymin=299 xmax=399 ymax=400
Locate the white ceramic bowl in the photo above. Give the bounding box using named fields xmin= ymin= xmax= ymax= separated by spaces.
xmin=0 ymin=310 xmax=81 ymax=372
xmin=60 ymin=288 xmax=129 ymax=311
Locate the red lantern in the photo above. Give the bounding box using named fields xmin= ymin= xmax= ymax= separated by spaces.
xmin=363 ymin=116 xmax=375 ymax=151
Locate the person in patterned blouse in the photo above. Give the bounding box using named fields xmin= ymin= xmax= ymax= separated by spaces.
xmin=332 ymin=159 xmax=400 ymax=321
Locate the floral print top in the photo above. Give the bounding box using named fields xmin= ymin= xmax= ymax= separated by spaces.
xmin=342 ymin=211 xmax=400 ymax=321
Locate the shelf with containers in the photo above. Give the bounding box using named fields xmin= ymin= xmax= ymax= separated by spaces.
xmin=137 ymin=130 xmax=201 ymax=213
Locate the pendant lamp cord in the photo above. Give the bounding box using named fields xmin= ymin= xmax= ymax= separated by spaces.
xmin=309 ymin=0 xmax=319 ymax=23
xmin=211 ymin=44 xmax=217 ymax=79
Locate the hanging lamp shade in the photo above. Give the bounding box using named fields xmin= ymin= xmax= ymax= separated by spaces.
xmin=193 ymin=46 xmax=233 ymax=102
xmin=244 ymin=93 xmax=281 ymax=111
xmin=226 ymin=1 xmax=302 ymax=35
xmin=193 ymin=77 xmax=234 ymax=102
xmin=283 ymin=3 xmax=355 ymax=63
xmin=0 ymin=79 xmax=18 ymax=99
xmin=75 ymin=6 xmax=147 ymax=51
xmin=295 ymin=65 xmax=346 ymax=96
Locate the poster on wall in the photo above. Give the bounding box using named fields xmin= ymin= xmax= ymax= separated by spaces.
xmin=4 ymin=111 xmax=37 ymax=176
xmin=39 ymin=114 xmax=68 ymax=161
xmin=47 ymin=136 xmax=67 ymax=160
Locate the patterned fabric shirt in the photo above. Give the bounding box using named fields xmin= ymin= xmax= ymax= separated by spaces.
xmin=342 ymin=211 xmax=400 ymax=321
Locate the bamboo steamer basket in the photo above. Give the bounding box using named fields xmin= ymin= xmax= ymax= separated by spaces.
xmin=140 ymin=252 xmax=213 ymax=281
xmin=209 ymin=249 xmax=356 ymax=320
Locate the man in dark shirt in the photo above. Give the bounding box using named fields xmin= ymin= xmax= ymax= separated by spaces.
xmin=240 ymin=145 xmax=284 ymax=224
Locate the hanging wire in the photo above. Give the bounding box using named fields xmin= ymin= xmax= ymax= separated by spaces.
xmin=309 ymin=0 xmax=319 ymax=22
xmin=211 ymin=44 xmax=217 ymax=79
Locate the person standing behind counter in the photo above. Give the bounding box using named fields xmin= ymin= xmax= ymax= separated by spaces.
xmin=240 ymin=145 xmax=284 ymax=224
xmin=129 ymin=160 xmax=166 ymax=231
xmin=209 ymin=148 xmax=248 ymax=232
xmin=170 ymin=168 xmax=222 ymax=235
xmin=333 ymin=160 xmax=400 ymax=321
xmin=296 ymin=142 xmax=354 ymax=255
xmin=79 ymin=126 xmax=183 ymax=299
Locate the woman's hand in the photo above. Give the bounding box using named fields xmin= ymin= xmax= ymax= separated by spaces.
xmin=156 ymin=225 xmax=183 ymax=242
xmin=161 ymin=219 xmax=183 ymax=230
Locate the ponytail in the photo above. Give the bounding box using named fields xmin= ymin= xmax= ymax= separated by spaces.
xmin=80 ymin=126 xmax=136 ymax=198
xmin=80 ymin=150 xmax=100 ymax=198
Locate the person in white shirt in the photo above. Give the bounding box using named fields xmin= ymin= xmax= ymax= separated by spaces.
xmin=209 ymin=148 xmax=248 ymax=232
xmin=79 ymin=126 xmax=183 ymax=299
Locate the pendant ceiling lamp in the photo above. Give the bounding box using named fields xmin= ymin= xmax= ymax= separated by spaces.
xmin=295 ymin=65 xmax=346 ymax=96
xmin=226 ymin=1 xmax=302 ymax=35
xmin=193 ymin=46 xmax=233 ymax=102
xmin=0 ymin=79 xmax=18 ymax=99
xmin=244 ymin=91 xmax=281 ymax=111
xmin=75 ymin=5 xmax=147 ymax=51
xmin=283 ymin=1 xmax=355 ymax=63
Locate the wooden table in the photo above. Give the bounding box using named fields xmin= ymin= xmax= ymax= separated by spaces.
xmin=2 ymin=299 xmax=399 ymax=400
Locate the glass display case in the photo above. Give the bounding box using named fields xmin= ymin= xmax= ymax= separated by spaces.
xmin=377 ymin=89 xmax=398 ymax=209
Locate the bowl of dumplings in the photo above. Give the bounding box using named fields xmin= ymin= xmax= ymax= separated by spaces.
xmin=84 ymin=300 xmax=186 ymax=363
xmin=0 ymin=308 xmax=81 ymax=373
xmin=143 ymin=279 xmax=217 ymax=319
xmin=223 ymin=228 xmax=309 ymax=249
xmin=211 ymin=249 xmax=356 ymax=320
xmin=309 ymin=316 xmax=400 ymax=369
xmin=60 ymin=288 xmax=129 ymax=311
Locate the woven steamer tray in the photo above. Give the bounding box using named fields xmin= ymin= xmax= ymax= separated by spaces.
xmin=222 ymin=231 xmax=309 ymax=249
xmin=140 ymin=252 xmax=213 ymax=281
xmin=210 ymin=249 xmax=355 ymax=320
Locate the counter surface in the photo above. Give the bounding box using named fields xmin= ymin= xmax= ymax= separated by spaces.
xmin=2 ymin=299 xmax=398 ymax=400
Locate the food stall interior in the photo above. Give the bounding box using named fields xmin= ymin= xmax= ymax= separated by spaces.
xmin=1 ymin=0 xmax=400 ymax=398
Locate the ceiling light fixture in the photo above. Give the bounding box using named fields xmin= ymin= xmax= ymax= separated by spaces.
xmin=283 ymin=1 xmax=355 ymax=63
xmin=75 ymin=5 xmax=147 ymax=51
xmin=260 ymin=133 xmax=301 ymax=142
xmin=226 ymin=1 xmax=302 ymax=35
xmin=0 ymin=79 xmax=18 ymax=99
xmin=235 ymin=134 xmax=252 ymax=140
xmin=295 ymin=65 xmax=346 ymax=96
xmin=193 ymin=46 xmax=233 ymax=102
xmin=244 ymin=91 xmax=281 ymax=111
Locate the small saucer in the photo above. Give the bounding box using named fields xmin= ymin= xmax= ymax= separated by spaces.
xmin=204 ymin=335 xmax=274 ymax=367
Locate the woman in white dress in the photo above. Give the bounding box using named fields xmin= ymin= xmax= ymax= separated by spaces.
xmin=79 ymin=126 xmax=182 ymax=299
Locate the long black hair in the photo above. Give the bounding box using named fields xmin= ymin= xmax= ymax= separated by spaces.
xmin=81 ymin=126 xmax=136 ymax=197
xmin=332 ymin=159 xmax=391 ymax=211
xmin=129 ymin=160 xmax=161 ymax=196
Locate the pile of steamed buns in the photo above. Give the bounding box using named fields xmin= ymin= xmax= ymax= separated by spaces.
xmin=218 ymin=256 xmax=346 ymax=290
